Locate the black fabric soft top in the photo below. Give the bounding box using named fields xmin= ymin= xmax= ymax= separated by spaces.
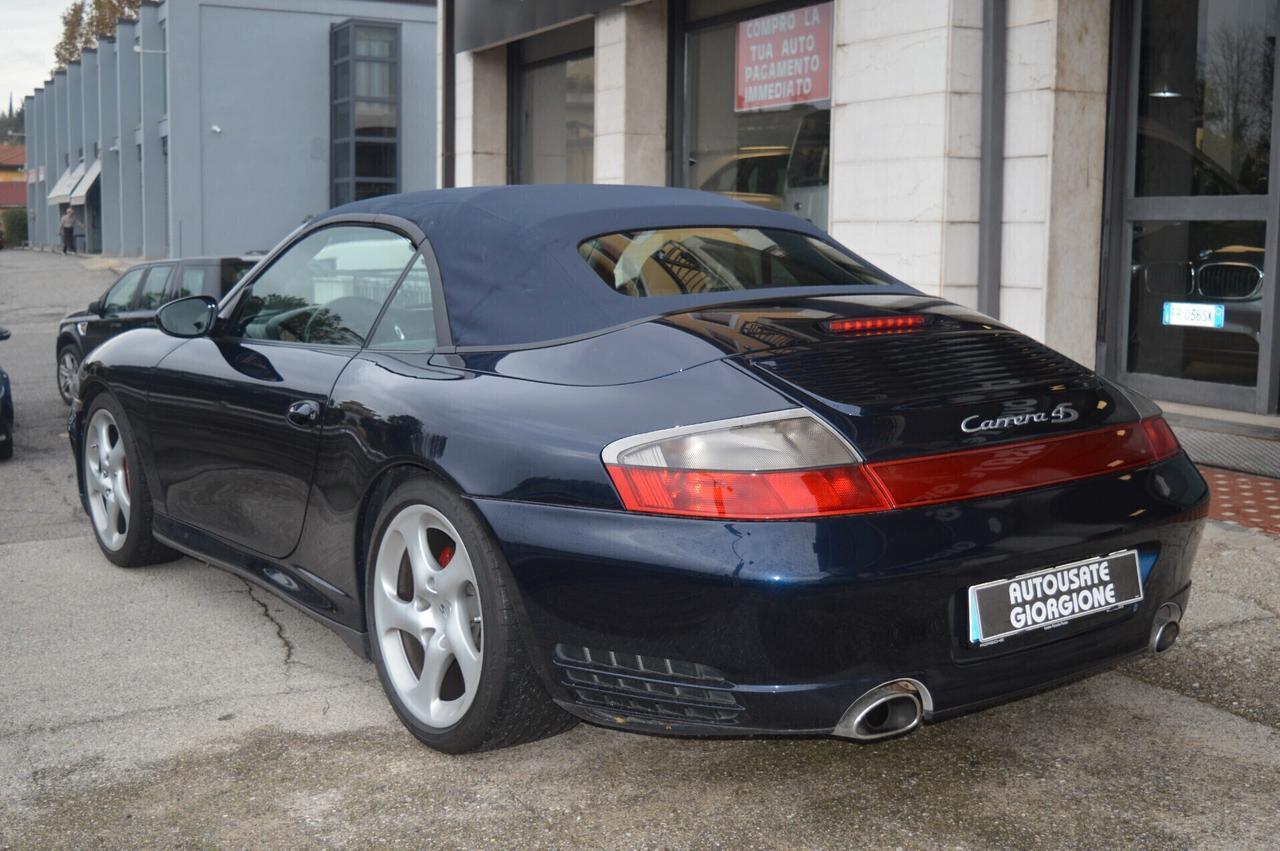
xmin=316 ymin=184 xmax=915 ymax=349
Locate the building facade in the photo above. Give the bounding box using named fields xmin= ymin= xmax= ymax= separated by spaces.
xmin=437 ymin=0 xmax=1280 ymax=417
xmin=25 ymin=0 xmax=437 ymax=259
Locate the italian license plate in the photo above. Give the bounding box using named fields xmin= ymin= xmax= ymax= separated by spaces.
xmin=968 ymin=550 xmax=1143 ymax=644
xmin=1162 ymin=301 xmax=1225 ymax=328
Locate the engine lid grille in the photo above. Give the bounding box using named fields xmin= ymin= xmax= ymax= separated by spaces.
xmin=746 ymin=329 xmax=1095 ymax=407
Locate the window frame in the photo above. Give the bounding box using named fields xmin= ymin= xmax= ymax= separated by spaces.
xmin=101 ymin=266 xmax=147 ymax=315
xmin=222 ymin=222 xmax=421 ymax=351
xmin=668 ymin=0 xmax=833 ymax=193
xmin=364 ymin=233 xmax=450 ymax=354
xmin=507 ymin=20 xmax=595 ymax=185
xmin=133 ymin=262 xmax=176 ymax=311
xmin=331 ymin=19 xmax=402 ymax=207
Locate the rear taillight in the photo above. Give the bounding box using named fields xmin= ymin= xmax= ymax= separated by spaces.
xmin=604 ymin=413 xmax=1182 ymax=520
xmin=603 ymin=411 xmax=891 ymax=520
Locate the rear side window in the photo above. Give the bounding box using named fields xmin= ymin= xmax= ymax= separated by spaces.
xmin=136 ymin=264 xmax=175 ymax=310
xmin=578 ymin=227 xmax=893 ymax=297
xmin=368 ymin=255 xmax=436 ymax=350
xmin=175 ymin=265 xmax=213 ymax=299
xmin=231 ymin=226 xmax=415 ymax=346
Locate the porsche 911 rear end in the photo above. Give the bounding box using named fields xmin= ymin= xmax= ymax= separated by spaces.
xmin=482 ymin=305 xmax=1208 ymax=742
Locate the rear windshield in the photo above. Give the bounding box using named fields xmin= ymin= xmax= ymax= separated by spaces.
xmin=578 ymin=227 xmax=894 ymax=297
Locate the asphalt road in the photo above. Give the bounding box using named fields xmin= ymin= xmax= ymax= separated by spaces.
xmin=2 ymin=248 xmax=1279 ymax=849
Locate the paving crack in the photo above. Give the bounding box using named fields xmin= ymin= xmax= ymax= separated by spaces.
xmin=238 ymin=578 xmax=297 ymax=669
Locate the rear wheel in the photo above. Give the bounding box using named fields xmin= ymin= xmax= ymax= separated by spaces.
xmin=57 ymin=344 xmax=81 ymax=405
xmin=83 ymin=394 xmax=178 ymax=566
xmin=366 ymin=476 xmax=573 ymax=753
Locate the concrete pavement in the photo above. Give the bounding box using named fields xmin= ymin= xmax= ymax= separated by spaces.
xmin=1 ymin=249 xmax=1279 ymax=849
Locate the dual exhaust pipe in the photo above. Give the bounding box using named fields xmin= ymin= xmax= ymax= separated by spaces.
xmin=835 ymin=601 xmax=1183 ymax=742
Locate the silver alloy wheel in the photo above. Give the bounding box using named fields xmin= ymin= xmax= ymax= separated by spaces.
xmin=373 ymin=504 xmax=484 ymax=729
xmin=58 ymin=350 xmax=79 ymax=400
xmin=84 ymin=408 xmax=131 ymax=551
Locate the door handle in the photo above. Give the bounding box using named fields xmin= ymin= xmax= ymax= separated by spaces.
xmin=286 ymin=400 xmax=321 ymax=429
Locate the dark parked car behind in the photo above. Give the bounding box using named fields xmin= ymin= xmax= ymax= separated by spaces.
xmin=0 ymin=326 xmax=12 ymax=460
xmin=56 ymin=256 xmax=258 ymax=403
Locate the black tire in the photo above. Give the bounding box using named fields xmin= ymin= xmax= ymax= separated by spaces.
xmin=82 ymin=393 xmax=179 ymax=567
xmin=57 ymin=343 xmax=81 ymax=405
xmin=365 ymin=475 xmax=574 ymax=753
xmin=0 ymin=425 xmax=12 ymax=460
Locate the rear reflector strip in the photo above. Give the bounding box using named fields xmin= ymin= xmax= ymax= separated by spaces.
xmin=868 ymin=418 xmax=1182 ymax=510
xmin=607 ymin=417 xmax=1181 ymax=519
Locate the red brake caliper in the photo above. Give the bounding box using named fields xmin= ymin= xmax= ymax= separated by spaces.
xmin=437 ymin=545 xmax=454 ymax=568
xmin=123 ymin=456 xmax=132 ymax=495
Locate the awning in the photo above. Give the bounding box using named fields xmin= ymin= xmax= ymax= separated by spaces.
xmin=47 ymin=162 xmax=85 ymax=205
xmin=70 ymin=158 xmax=101 ymax=205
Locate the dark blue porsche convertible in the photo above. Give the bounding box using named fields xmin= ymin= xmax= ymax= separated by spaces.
xmin=69 ymin=186 xmax=1208 ymax=753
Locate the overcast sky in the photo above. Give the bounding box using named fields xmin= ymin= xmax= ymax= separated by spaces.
xmin=0 ymin=0 xmax=65 ymax=115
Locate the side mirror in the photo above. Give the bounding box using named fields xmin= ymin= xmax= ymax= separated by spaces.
xmin=156 ymin=295 xmax=219 ymax=338
xmin=0 ymin=327 xmax=10 ymax=342
xmin=88 ymin=299 xmax=102 ymax=315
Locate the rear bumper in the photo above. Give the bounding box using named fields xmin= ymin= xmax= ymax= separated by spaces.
xmin=473 ymin=453 xmax=1208 ymax=737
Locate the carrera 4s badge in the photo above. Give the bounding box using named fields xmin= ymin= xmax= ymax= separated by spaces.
xmin=960 ymin=403 xmax=1080 ymax=434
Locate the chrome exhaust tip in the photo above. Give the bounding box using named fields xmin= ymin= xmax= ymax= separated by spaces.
xmin=1151 ymin=602 xmax=1183 ymax=654
xmin=833 ymin=679 xmax=930 ymax=742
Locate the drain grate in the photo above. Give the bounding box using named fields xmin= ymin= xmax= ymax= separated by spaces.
xmin=1173 ymin=426 xmax=1280 ymax=479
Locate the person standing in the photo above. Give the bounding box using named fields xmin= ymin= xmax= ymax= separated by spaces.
xmin=59 ymin=208 xmax=77 ymax=254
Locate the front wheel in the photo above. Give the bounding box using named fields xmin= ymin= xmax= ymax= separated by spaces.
xmin=57 ymin=344 xmax=81 ymax=405
xmin=366 ymin=476 xmax=573 ymax=753
xmin=82 ymin=394 xmax=178 ymax=566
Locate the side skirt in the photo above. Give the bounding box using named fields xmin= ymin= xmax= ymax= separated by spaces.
xmin=152 ymin=514 xmax=370 ymax=659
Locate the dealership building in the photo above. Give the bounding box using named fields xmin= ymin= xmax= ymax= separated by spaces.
xmin=433 ymin=0 xmax=1280 ymax=418
xmin=24 ymin=0 xmax=437 ymax=259
xmin=21 ymin=0 xmax=1280 ymax=419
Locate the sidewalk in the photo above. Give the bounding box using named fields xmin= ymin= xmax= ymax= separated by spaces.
xmin=1200 ymin=466 xmax=1280 ymax=536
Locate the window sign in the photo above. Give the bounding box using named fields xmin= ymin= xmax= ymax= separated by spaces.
xmin=735 ymin=2 xmax=832 ymax=112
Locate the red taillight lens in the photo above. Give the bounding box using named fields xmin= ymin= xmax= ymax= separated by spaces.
xmin=606 ymin=465 xmax=891 ymax=520
xmin=1141 ymin=416 xmax=1181 ymax=461
xmin=823 ymin=315 xmax=927 ymax=335
xmin=870 ymin=417 xmax=1183 ymax=509
xmin=605 ymin=415 xmax=1181 ymax=520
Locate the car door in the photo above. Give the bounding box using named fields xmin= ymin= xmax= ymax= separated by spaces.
xmin=118 ymin=262 xmax=177 ymax=333
xmin=81 ymin=266 xmax=147 ymax=353
xmin=146 ymin=224 xmax=417 ymax=558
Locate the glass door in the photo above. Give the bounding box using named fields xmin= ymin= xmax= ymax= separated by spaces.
xmin=1106 ymin=0 xmax=1280 ymax=413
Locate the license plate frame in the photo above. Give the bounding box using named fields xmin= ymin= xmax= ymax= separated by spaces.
xmin=968 ymin=550 xmax=1143 ymax=645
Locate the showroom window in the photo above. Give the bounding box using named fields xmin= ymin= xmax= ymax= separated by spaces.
xmin=332 ymin=21 xmax=400 ymax=206
xmin=677 ymin=1 xmax=833 ymax=228
xmin=510 ymin=20 xmax=595 ymax=184
xmin=1101 ymin=0 xmax=1280 ymax=414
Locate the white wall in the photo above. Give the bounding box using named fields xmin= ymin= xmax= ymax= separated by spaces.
xmin=827 ymin=0 xmax=983 ymax=304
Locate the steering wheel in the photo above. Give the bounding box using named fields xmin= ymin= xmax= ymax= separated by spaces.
xmin=262 ymin=304 xmax=318 ymax=342
xmin=302 ymin=296 xmax=383 ymax=345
